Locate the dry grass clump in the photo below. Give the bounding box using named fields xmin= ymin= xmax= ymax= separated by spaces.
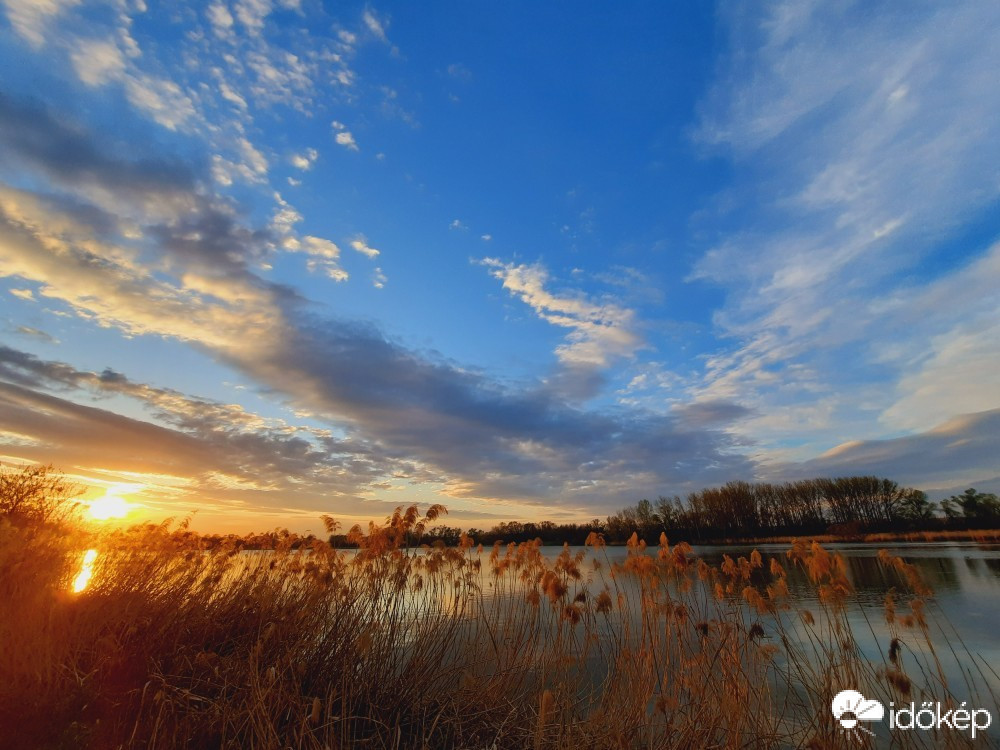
xmin=1 ymin=486 xmax=993 ymax=748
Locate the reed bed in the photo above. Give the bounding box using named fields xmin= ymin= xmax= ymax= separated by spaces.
xmin=1 ymin=504 xmax=995 ymax=749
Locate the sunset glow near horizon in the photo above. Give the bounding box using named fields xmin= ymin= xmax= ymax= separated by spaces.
xmin=89 ymin=492 xmax=131 ymax=521
xmin=0 ymin=1 xmax=998 ymax=533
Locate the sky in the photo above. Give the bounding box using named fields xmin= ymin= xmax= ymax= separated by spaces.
xmin=0 ymin=0 xmax=998 ymax=533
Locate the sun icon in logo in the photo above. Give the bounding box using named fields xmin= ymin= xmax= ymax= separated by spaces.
xmin=832 ymin=689 xmax=885 ymax=742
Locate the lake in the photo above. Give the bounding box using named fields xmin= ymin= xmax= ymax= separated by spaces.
xmin=527 ymin=540 xmax=1000 ymax=742
xmin=72 ymin=537 xmax=1000 ymax=744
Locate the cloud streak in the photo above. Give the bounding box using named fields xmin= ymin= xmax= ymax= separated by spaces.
xmin=774 ymin=408 xmax=1000 ymax=491
xmin=482 ymin=259 xmax=641 ymax=370
xmin=0 ymin=94 xmax=751 ymax=517
xmin=0 ymin=346 xmax=423 ymax=525
xmin=689 ymin=0 xmax=1000 ymax=456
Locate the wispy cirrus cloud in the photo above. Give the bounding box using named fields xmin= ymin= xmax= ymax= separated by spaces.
xmin=689 ymin=0 xmax=1000 ymax=457
xmin=2 ymin=0 xmax=80 ymax=48
xmin=13 ymin=326 xmax=57 ymax=343
xmin=361 ymin=7 xmax=389 ymax=44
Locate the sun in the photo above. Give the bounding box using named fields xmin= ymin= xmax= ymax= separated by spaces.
xmin=89 ymin=492 xmax=131 ymax=520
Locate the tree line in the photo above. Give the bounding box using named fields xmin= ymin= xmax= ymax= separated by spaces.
xmin=361 ymin=477 xmax=999 ymax=547
xmin=605 ymin=477 xmax=937 ymax=542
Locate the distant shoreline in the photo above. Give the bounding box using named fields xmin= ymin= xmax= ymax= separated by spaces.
xmin=638 ymin=528 xmax=1000 ymax=547
xmin=330 ymin=528 xmax=1000 ymax=551
xmin=509 ymin=528 xmax=1000 ymax=548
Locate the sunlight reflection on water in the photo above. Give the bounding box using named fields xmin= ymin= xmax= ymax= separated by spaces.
xmin=72 ymin=548 xmax=97 ymax=592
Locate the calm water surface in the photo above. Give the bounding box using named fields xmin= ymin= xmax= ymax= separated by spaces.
xmin=693 ymin=541 xmax=1000 ymax=668
xmin=534 ymin=542 xmax=1000 ymax=726
xmin=546 ymin=543 xmax=1000 ymax=654
xmin=454 ymin=541 xmax=1000 ymax=666
xmin=540 ymin=542 xmax=1000 ymax=743
xmin=235 ymin=540 xmax=1000 ymax=740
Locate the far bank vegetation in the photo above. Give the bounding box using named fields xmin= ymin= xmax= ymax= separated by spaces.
xmin=380 ymin=477 xmax=1000 ymax=548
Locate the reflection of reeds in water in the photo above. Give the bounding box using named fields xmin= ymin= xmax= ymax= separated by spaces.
xmin=0 ymin=507 xmax=995 ymax=749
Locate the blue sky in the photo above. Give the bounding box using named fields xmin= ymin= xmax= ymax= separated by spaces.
xmin=0 ymin=0 xmax=997 ymax=532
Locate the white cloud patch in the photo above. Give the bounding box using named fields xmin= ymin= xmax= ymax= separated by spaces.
xmin=267 ymin=191 xmax=348 ymax=281
xmin=481 ymin=259 xmax=641 ymax=369
xmin=324 ymin=266 xmax=349 ymax=282
xmin=290 ymin=148 xmax=318 ymax=171
xmin=123 ymin=74 xmax=198 ymax=131
xmin=301 ymin=236 xmax=341 ymax=260
xmin=267 ymin=194 xmax=349 ymax=282
xmin=372 ymin=266 xmax=386 ymax=289
xmin=9 ymin=288 xmax=34 ymax=301
xmin=237 ymin=137 xmax=268 ymax=176
xmin=362 ymin=7 xmax=388 ymax=43
xmin=243 ymin=49 xmax=316 ymax=110
xmin=206 ymin=2 xmax=235 ymax=38
xmin=349 ymin=237 xmax=380 ymax=259
xmin=332 ymin=121 xmax=359 ymax=151
xmin=2 ymin=0 xmax=80 ymax=48
xmin=108 ymin=70 xmax=188 ymax=129
xmin=71 ymin=38 xmax=126 ymax=86
xmin=271 ymin=191 xmax=303 ymax=235
xmin=234 ymin=0 xmax=272 ymax=35
xmin=66 ymin=34 xmax=199 ymax=132
xmin=218 ymin=81 xmax=248 ymax=110
xmin=211 ymin=136 xmax=270 ymax=186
